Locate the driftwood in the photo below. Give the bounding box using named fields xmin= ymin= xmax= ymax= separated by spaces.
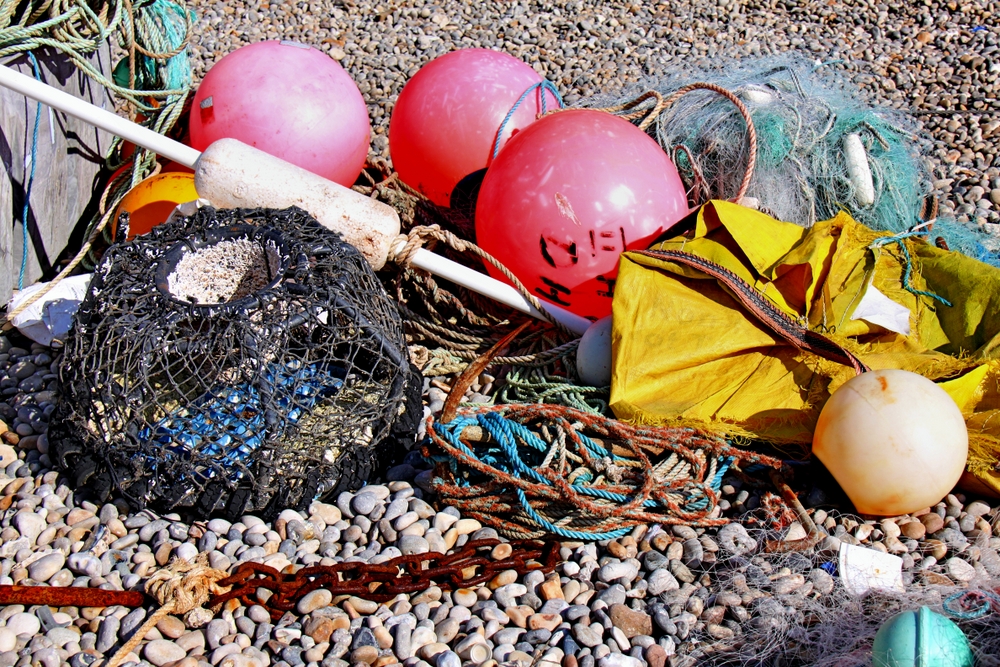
xmin=0 ymin=46 xmax=113 ymax=303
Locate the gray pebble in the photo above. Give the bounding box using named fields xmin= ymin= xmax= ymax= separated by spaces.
xmin=397 ymin=534 xmax=429 ymax=555
xmin=96 ymin=616 xmax=120 ymax=653
xmin=597 ymin=584 xmax=627 ymax=607
xmin=27 ymin=552 xmax=64 ymax=582
xmin=598 ymin=561 xmax=638 ymax=583
xmin=199 ymin=531 xmax=218 ymax=552
xmin=120 ymin=608 xmax=147 ymax=639
xmin=144 ymin=640 xmax=186 ymax=666
xmin=574 ymin=622 xmax=604 ymax=648
xmin=435 ymin=651 xmax=461 ymax=667
xmin=206 ymin=618 xmax=229 ymax=649
xmin=350 ymin=492 xmax=380 ymax=516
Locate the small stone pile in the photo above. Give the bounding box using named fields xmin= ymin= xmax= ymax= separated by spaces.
xmin=1 ymin=328 xmax=1000 ymax=667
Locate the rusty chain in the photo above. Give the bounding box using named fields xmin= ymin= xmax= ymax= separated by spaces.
xmin=208 ymin=539 xmax=560 ymax=620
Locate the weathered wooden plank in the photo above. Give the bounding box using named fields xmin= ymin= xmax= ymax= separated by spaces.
xmin=0 ymin=46 xmax=114 ymax=303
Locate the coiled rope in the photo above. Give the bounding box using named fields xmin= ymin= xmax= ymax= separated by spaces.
xmin=425 ymin=404 xmax=783 ymax=540
xmin=944 ymin=589 xmax=1000 ymax=620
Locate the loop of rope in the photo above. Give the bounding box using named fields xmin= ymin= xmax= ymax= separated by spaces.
xmin=491 ymin=79 xmax=564 ymax=160
xmin=944 ymin=589 xmax=1000 ymax=620
xmin=869 ymin=228 xmax=953 ymax=307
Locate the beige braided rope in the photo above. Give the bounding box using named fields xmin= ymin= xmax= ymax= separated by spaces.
xmin=103 ymin=557 xmax=230 ymax=667
xmin=389 ymin=224 xmax=575 ymax=337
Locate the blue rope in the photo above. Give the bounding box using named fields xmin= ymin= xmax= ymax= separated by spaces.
xmin=491 ymin=80 xmax=563 ymax=160
xmin=18 ymin=52 xmax=43 ymax=291
xmin=869 ymin=228 xmax=952 ymax=307
xmin=429 ymin=410 xmax=732 ymax=541
xmin=150 ymin=0 xmax=195 ymax=92
xmin=943 ymin=589 xmax=1000 ymax=620
xmin=514 ymin=486 xmax=630 ymax=541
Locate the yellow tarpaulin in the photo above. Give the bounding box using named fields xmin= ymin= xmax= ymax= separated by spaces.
xmin=610 ymin=200 xmax=1000 ymax=496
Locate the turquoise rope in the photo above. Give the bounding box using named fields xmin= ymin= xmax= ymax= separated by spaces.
xmin=869 ymin=228 xmax=952 ymax=307
xmin=430 ymin=411 xmax=732 ymax=541
xmin=18 ymin=51 xmax=42 ymax=291
xmin=514 ymin=486 xmax=630 ymax=540
xmin=943 ymin=589 xmax=1000 ymax=620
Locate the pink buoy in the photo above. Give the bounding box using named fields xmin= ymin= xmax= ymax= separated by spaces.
xmin=190 ymin=41 xmax=371 ymax=187
xmin=389 ymin=48 xmax=560 ymax=207
xmin=475 ymin=109 xmax=689 ymax=321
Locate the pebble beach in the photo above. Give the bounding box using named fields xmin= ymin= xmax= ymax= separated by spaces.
xmin=4 ymin=1 xmax=1000 ymax=667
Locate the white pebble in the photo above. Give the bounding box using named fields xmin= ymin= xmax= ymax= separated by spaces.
xmin=175 ymin=542 xmax=199 ymax=562
xmin=144 ymin=639 xmax=187 ymax=666
xmin=297 ymin=589 xmax=333 ymax=614
xmin=5 ymin=612 xmax=40 ymax=637
xmin=947 ymin=557 xmax=976 ymax=582
xmin=27 ymin=552 xmax=65 ymax=582
xmin=0 ymin=628 xmax=16 ymax=652
xmin=597 ymin=655 xmax=643 ymax=667
xmin=13 ymin=511 xmax=45 ymax=544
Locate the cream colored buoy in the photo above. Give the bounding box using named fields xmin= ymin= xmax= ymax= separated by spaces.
xmin=813 ymin=369 xmax=967 ymax=516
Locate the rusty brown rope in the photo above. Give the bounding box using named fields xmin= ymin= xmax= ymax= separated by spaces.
xmin=425 ymin=404 xmax=784 ymax=540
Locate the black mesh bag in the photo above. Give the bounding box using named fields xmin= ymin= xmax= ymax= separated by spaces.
xmin=50 ymin=206 xmax=416 ymax=519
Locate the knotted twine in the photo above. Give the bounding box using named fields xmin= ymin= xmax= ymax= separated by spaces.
xmin=104 ymin=556 xmax=230 ymax=667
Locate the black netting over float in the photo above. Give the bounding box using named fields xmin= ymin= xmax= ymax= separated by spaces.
xmin=49 ymin=206 xmax=417 ymax=520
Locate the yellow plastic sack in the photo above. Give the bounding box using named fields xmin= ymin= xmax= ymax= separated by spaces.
xmin=610 ymin=200 xmax=1000 ymax=496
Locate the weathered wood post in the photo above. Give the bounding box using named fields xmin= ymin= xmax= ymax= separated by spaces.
xmin=0 ymin=47 xmax=113 ymax=303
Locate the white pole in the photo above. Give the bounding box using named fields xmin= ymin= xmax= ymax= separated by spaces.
xmin=0 ymin=65 xmax=201 ymax=168
xmin=0 ymin=64 xmax=592 ymax=336
xmin=401 ymin=244 xmax=592 ymax=336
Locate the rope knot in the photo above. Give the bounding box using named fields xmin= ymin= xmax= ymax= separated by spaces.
xmin=105 ymin=556 xmax=231 ymax=667
xmin=593 ymin=456 xmax=626 ymax=483
xmin=145 ymin=556 xmax=231 ymax=614
xmin=389 ymin=224 xmax=453 ymax=268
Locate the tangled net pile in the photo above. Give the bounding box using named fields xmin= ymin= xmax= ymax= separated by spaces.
xmin=581 ymin=55 xmax=999 ymax=267
xmin=671 ymin=525 xmax=1000 ymax=666
xmin=50 ymin=206 xmax=419 ymax=519
xmin=424 ymin=404 xmax=784 ymax=540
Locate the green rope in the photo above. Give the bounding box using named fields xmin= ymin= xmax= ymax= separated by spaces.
xmin=495 ymin=365 xmax=609 ymax=414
